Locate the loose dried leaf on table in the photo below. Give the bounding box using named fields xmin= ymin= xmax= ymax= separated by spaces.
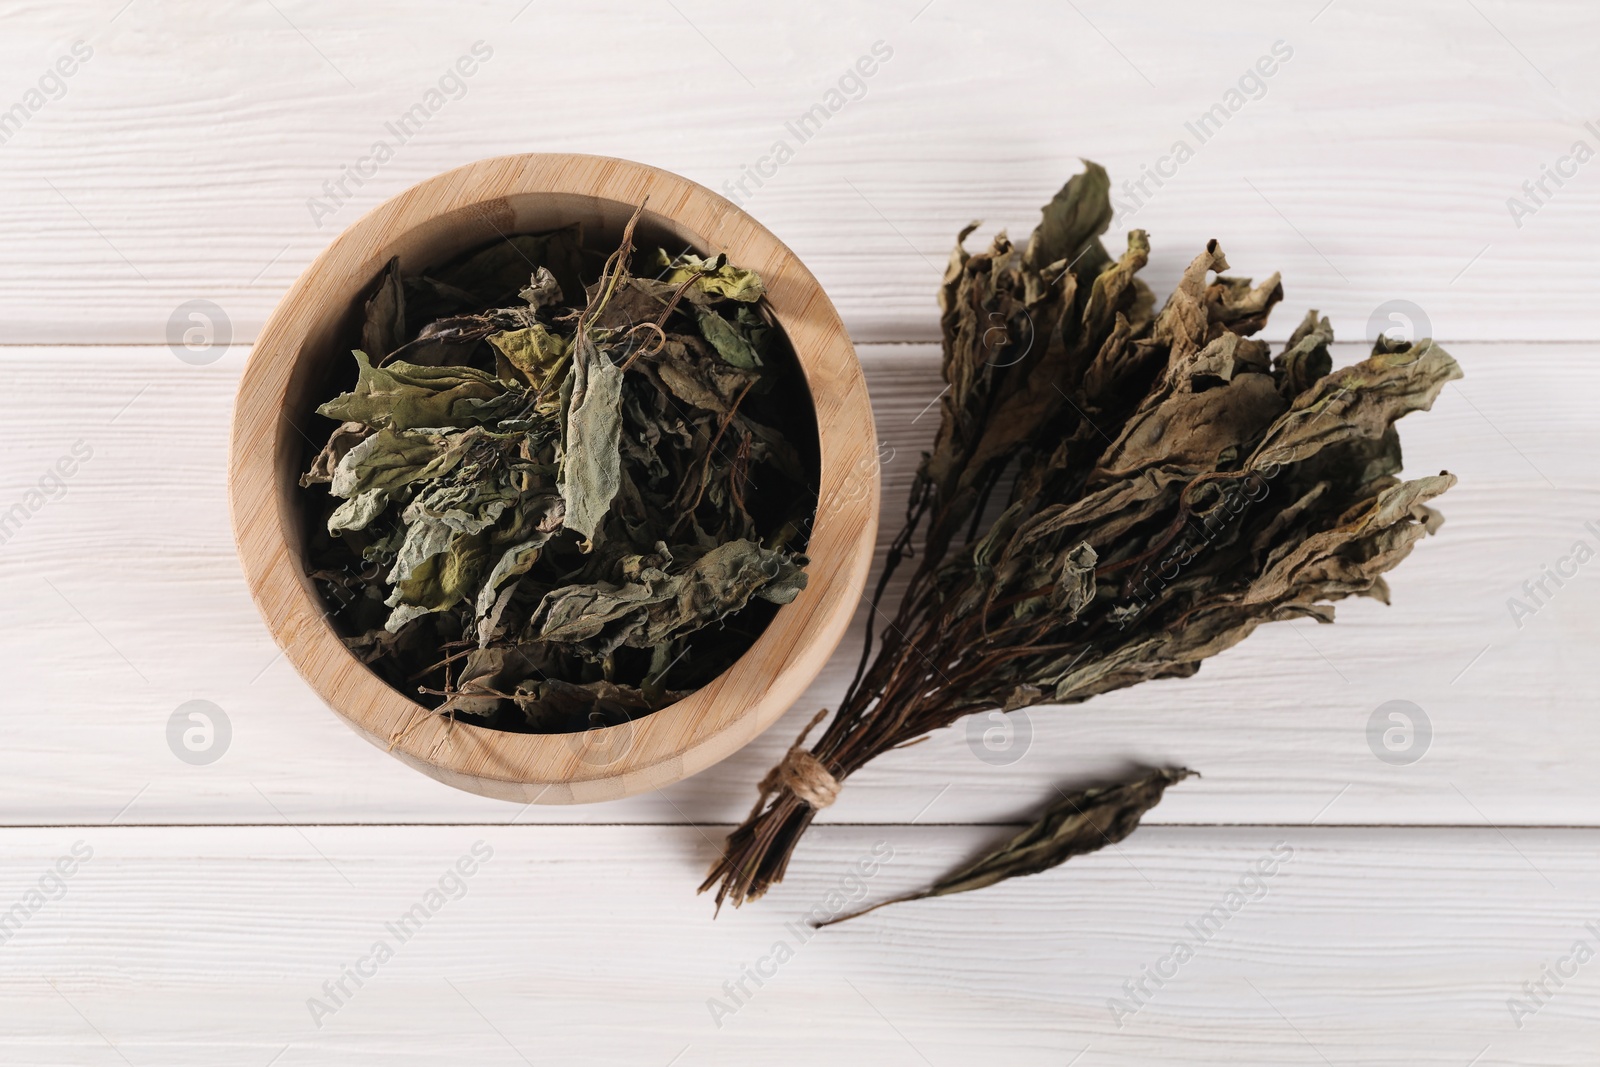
xmin=818 ymin=768 xmax=1195 ymax=926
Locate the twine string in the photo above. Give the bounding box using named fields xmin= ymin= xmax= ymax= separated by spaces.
xmin=750 ymin=708 xmax=841 ymax=815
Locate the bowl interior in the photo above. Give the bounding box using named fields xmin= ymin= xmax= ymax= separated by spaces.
xmin=285 ymin=195 xmax=823 ymax=732
xmin=235 ymin=156 xmax=878 ymax=803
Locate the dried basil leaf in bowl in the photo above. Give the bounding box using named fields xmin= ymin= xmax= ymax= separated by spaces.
xmin=299 ymin=207 xmax=819 ymax=735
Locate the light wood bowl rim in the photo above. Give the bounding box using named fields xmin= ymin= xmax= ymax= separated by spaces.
xmin=228 ymin=153 xmax=879 ymax=804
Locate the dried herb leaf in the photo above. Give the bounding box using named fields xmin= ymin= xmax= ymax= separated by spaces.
xmin=300 ymin=218 xmax=818 ymax=734
xmin=300 ymin=421 xmax=370 ymax=488
xmin=361 ymin=256 xmax=407 ymax=362
xmin=488 ymin=323 xmax=569 ymax=389
xmin=694 ymin=306 xmax=763 ymax=369
xmin=704 ymin=160 xmax=1462 ymax=911
xmin=557 ymin=336 xmax=626 ymax=545
xmin=818 ymin=768 xmax=1195 ymax=925
xmin=533 ymin=539 xmax=806 ymax=658
xmin=317 ymin=354 xmax=512 ymax=432
xmin=652 ymin=249 xmax=766 ymax=303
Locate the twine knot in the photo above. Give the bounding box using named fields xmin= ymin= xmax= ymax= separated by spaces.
xmin=754 ymin=708 xmax=841 ymax=811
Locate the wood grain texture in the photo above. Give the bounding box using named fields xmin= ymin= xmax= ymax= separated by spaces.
xmin=0 ymin=825 xmax=1593 ymax=1065
xmin=0 ymin=1 xmax=1596 ymax=346
xmin=1 ymin=1 xmax=1595 ymax=1062
xmin=0 ymin=341 xmax=1586 ymax=826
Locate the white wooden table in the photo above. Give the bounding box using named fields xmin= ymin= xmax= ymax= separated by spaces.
xmin=1 ymin=1 xmax=1595 ymax=1062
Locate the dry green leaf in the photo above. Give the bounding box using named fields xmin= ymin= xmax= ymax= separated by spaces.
xmin=651 ymin=249 xmax=766 ymax=303
xmin=300 ymin=214 xmax=816 ymax=734
xmin=533 ymin=539 xmax=807 ymax=657
xmin=488 ymin=323 xmax=569 ymax=389
xmin=694 ymin=305 xmax=762 ymax=368
xmin=317 ymin=353 xmax=512 ymax=432
xmin=557 ymin=336 xmax=626 ymax=546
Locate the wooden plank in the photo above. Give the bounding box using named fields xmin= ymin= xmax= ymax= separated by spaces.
xmin=0 ymin=1 xmax=1595 ymax=345
xmin=3 ymin=4 xmax=1593 ymax=1058
xmin=0 ymin=342 xmax=1586 ymax=827
xmin=0 ymin=824 xmax=1592 ymax=1064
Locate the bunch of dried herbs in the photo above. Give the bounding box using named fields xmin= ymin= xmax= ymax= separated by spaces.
xmin=300 ymin=209 xmax=818 ymax=735
xmin=704 ymin=161 xmax=1461 ymax=910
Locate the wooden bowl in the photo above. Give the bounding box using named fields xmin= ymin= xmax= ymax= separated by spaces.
xmin=229 ymin=154 xmax=878 ymax=803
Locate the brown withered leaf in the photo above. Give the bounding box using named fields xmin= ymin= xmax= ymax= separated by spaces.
xmin=704 ymin=159 xmax=1462 ymax=912
xmin=361 ymin=257 xmax=407 ymax=362
xmin=817 ymin=768 xmax=1196 ymax=926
